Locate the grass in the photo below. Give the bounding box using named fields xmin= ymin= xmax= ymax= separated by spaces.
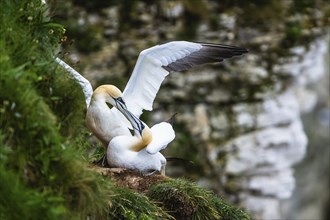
xmin=148 ymin=178 xmax=251 ymax=220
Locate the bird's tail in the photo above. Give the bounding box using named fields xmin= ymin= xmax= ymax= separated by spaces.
xmin=166 ymin=113 xmax=178 ymax=125
xmin=166 ymin=157 xmax=194 ymax=164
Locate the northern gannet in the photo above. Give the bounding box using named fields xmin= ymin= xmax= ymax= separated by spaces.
xmin=56 ymin=41 xmax=247 ymax=175
xmin=86 ymin=84 xmax=174 ymax=175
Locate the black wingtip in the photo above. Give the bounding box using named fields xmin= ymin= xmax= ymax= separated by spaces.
xmin=199 ymin=42 xmax=248 ymax=54
xmin=161 ymin=42 xmax=248 ymax=72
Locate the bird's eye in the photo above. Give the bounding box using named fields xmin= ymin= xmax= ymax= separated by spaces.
xmin=115 ymin=97 xmax=127 ymax=109
xmin=116 ymin=97 xmax=124 ymax=104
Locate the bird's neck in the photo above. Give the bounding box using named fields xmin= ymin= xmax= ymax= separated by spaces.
xmin=118 ymin=107 xmax=152 ymax=148
xmin=90 ymin=89 xmax=153 ymax=151
xmin=91 ymin=91 xmax=108 ymax=104
xmin=131 ymin=125 xmax=152 ymax=152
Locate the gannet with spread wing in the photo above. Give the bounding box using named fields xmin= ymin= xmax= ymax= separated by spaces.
xmin=56 ymin=41 xmax=247 ymax=175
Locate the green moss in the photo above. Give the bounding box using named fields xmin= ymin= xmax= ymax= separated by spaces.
xmin=149 ymin=178 xmax=251 ymax=220
xmin=0 ymin=1 xmax=111 ymax=219
xmin=0 ymin=132 xmax=67 ymax=220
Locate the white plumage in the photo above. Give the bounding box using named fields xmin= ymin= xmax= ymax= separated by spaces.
xmin=57 ymin=41 xmax=247 ymax=175
xmin=146 ymin=122 xmax=175 ymax=154
xmin=122 ymin=41 xmax=202 ymax=117
xmin=107 ymin=122 xmax=173 ymax=175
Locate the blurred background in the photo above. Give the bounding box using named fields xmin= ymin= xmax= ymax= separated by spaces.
xmin=51 ymin=0 xmax=329 ymax=219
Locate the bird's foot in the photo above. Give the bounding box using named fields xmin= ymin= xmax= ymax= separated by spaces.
xmin=160 ymin=165 xmax=166 ymax=176
xmin=141 ymin=169 xmax=158 ymax=176
xmin=93 ymin=155 xmax=108 ymax=167
xmin=109 ymin=167 xmax=127 ymax=174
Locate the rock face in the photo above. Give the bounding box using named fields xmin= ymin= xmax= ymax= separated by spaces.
xmin=169 ymin=38 xmax=328 ymax=219
xmin=54 ymin=1 xmax=329 ymax=218
xmin=218 ymin=39 xmax=328 ymax=218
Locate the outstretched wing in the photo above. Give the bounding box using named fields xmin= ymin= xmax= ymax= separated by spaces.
xmin=55 ymin=58 xmax=94 ymax=108
xmin=146 ymin=122 xmax=175 ymax=154
xmin=122 ymin=41 xmax=247 ymax=117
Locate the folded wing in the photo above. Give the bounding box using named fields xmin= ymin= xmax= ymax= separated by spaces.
xmin=146 ymin=122 xmax=175 ymax=154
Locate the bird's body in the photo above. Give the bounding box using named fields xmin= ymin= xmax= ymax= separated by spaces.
xmin=108 ymin=122 xmax=175 ymax=175
xmin=108 ymin=138 xmax=166 ymax=175
xmin=104 ymin=98 xmax=175 ymax=174
xmin=107 ymin=127 xmax=169 ymax=175
xmin=58 ymin=41 xmax=247 ymax=175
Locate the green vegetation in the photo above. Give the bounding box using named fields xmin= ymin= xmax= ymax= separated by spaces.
xmin=108 ymin=182 xmax=173 ymax=220
xmin=149 ymin=178 xmax=251 ymax=220
xmin=0 ymin=0 xmax=110 ymax=218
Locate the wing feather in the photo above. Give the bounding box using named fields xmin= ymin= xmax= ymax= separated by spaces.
xmin=123 ymin=41 xmax=247 ymax=117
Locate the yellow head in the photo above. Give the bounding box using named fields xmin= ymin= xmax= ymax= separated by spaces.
xmin=94 ymin=84 xmax=122 ymax=97
xmin=92 ymin=85 xmax=123 ymax=106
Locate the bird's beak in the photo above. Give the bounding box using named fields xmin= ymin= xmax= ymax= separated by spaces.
xmin=115 ymin=98 xmax=145 ymax=136
xmin=114 ymin=97 xmax=127 ymax=111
